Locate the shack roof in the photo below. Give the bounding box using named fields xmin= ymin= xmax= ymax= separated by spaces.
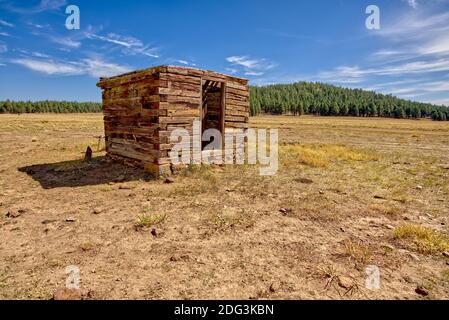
xmin=97 ymin=65 xmax=248 ymax=89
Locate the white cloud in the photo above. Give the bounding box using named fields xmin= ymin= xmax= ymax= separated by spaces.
xmin=226 ymin=55 xmax=276 ymax=77
xmin=428 ymin=98 xmax=449 ymax=106
xmin=11 ymin=56 xmax=131 ymax=77
xmin=27 ymin=22 xmax=47 ymax=29
xmin=244 ymin=71 xmax=264 ymax=76
xmin=50 ymin=36 xmax=81 ymax=48
xmin=227 ymin=56 xmax=264 ymax=69
xmin=0 ymin=19 xmax=14 ymax=28
xmin=11 ymin=58 xmax=83 ymax=75
xmin=82 ymin=58 xmax=131 ymax=77
xmin=225 ymin=67 xmax=238 ymax=74
xmin=318 ymin=58 xmax=449 ymax=84
xmin=406 ymin=0 xmax=418 ymax=8
xmin=32 ymin=52 xmax=50 ymax=58
xmin=87 ymin=32 xmax=159 ymax=58
xmin=2 ymin=0 xmax=67 ymax=14
xmin=0 ymin=32 xmax=10 ymax=37
xmin=39 ymin=0 xmax=67 ymax=11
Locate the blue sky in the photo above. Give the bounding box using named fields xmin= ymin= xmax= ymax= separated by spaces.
xmin=0 ymin=0 xmax=448 ymax=105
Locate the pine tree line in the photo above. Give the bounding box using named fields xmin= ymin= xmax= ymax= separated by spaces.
xmin=0 ymin=100 xmax=102 ymax=113
xmin=250 ymin=82 xmax=449 ymax=121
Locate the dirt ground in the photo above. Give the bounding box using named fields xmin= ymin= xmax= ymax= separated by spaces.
xmin=0 ymin=114 xmax=448 ymax=300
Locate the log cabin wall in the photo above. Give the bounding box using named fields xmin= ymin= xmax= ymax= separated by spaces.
xmin=97 ymin=65 xmax=249 ymax=177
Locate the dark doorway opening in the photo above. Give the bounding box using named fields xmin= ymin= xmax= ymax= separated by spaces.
xmin=201 ymin=80 xmax=225 ymax=150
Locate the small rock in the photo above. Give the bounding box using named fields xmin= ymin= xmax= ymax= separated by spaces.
xmin=65 ymin=217 xmax=76 ymax=223
xmin=340 ymin=227 xmax=345 ymax=232
xmin=6 ymin=211 xmax=18 ymax=218
xmin=416 ymin=185 xmax=423 ymax=190
xmin=337 ymin=276 xmax=352 ymax=290
xmin=443 ymin=251 xmax=449 ymax=258
xmin=164 ymin=177 xmax=175 ymax=184
xmin=415 ymin=286 xmax=429 ymax=296
xmin=31 ymin=137 xmax=38 ymax=142
xmin=402 ymin=215 xmax=411 ymax=221
xmin=296 ymin=177 xmax=313 ymax=184
xmin=382 ymin=244 xmax=395 ymax=251
xmin=318 ymin=190 xmax=325 ymax=195
xmin=80 ymin=242 xmax=95 ymax=251
xmin=53 ymin=288 xmax=82 ymax=300
xmin=269 ymin=282 xmax=279 ymax=293
xmin=403 ymin=276 xmax=414 ymax=284
xmin=385 ymin=224 xmax=395 ymax=230
xmin=41 ymin=219 xmax=57 ymax=225
xmin=6 ymin=209 xmax=27 ymax=218
xmin=92 ymin=208 xmax=102 ymax=215
xmin=151 ymin=228 xmax=157 ymax=236
xmin=279 ymin=208 xmax=293 ymax=215
xmin=118 ymin=185 xmax=132 ymax=190
xmin=170 ymin=254 xmax=188 ymax=262
xmin=115 ymin=175 xmax=125 ymax=182
xmin=374 ymin=195 xmax=386 ymax=200
xmin=408 ymin=253 xmax=420 ymax=262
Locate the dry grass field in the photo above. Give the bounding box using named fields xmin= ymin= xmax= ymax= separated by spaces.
xmin=0 ymin=114 xmax=448 ymax=300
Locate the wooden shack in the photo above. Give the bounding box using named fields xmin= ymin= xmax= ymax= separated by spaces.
xmin=97 ymin=65 xmax=249 ymax=177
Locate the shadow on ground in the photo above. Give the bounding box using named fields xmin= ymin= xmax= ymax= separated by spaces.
xmin=18 ymin=156 xmax=153 ymax=189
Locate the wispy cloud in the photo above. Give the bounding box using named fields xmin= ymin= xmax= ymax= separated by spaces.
xmin=0 ymin=19 xmax=15 ymax=28
xmin=226 ymin=55 xmax=276 ymax=77
xmin=32 ymin=52 xmax=50 ymax=58
xmin=11 ymin=56 xmax=131 ymax=77
xmin=225 ymin=67 xmax=238 ymax=75
xmin=227 ymin=56 xmax=264 ymax=69
xmin=405 ymin=0 xmax=418 ymax=9
xmin=0 ymin=44 xmax=7 ymax=53
xmin=2 ymin=0 xmax=67 ymax=14
xmin=11 ymin=58 xmax=83 ymax=75
xmin=0 ymin=32 xmax=10 ymax=37
xmin=49 ymin=35 xmax=81 ymax=48
xmin=244 ymin=71 xmax=264 ymax=76
xmin=82 ymin=58 xmax=131 ymax=77
xmin=86 ymin=32 xmax=159 ymax=58
xmin=315 ymin=2 xmax=449 ymax=105
xmin=27 ymin=22 xmax=48 ymax=29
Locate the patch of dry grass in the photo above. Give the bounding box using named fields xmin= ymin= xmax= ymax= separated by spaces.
xmin=442 ymin=269 xmax=449 ymax=283
xmin=205 ymin=209 xmax=255 ymax=232
xmin=343 ymin=239 xmax=372 ymax=264
xmin=135 ymin=213 xmax=166 ymax=229
xmin=394 ymin=224 xmax=449 ymax=254
xmin=282 ymin=144 xmax=378 ymax=168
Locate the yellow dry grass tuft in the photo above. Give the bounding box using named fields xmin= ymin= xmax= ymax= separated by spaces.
xmin=394 ymin=224 xmax=449 ymax=254
xmin=135 ymin=213 xmax=166 ymax=229
xmin=282 ymin=144 xmax=378 ymax=167
xmin=343 ymin=239 xmax=372 ymax=264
